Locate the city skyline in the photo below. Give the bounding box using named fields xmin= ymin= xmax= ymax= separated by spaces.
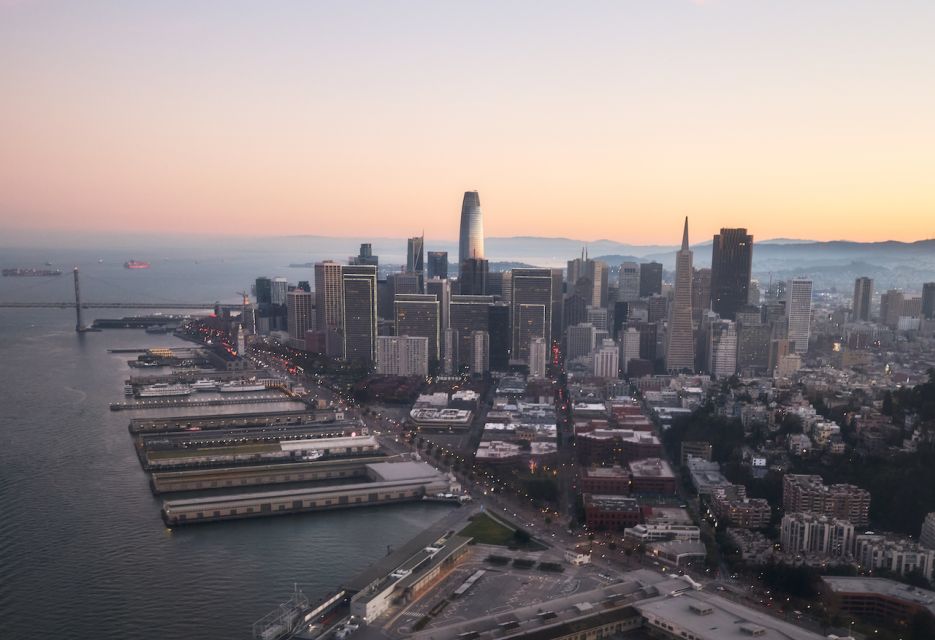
xmin=2 ymin=2 xmax=935 ymax=243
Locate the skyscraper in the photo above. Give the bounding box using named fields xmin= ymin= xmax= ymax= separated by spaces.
xmin=528 ymin=337 xmax=548 ymax=378
xmin=458 ymin=257 xmax=488 ymax=295
xmin=376 ymin=335 xmax=428 ymax=377
xmin=488 ymin=303 xmax=510 ymax=371
xmin=710 ymin=228 xmax=753 ymax=320
xmin=707 ymin=319 xmax=738 ymax=378
xmin=394 ymin=293 xmax=440 ymax=364
xmin=511 ymin=268 xmax=553 ymax=362
xmin=458 ymin=190 xmax=484 ymax=265
xmin=350 ymin=243 xmax=378 ymax=266
xmin=852 ymin=277 xmax=874 ymax=322
xmin=787 ymin=278 xmax=813 ymax=355
xmin=639 ymin=262 xmax=663 ymax=298
xmin=922 ymin=282 xmax=935 ymax=320
xmin=665 ymin=217 xmax=695 ymax=372
xmin=314 ymin=261 xmax=344 ymax=356
xmin=427 ymin=251 xmax=448 ymax=280
xmin=450 ymin=294 xmax=494 ymax=371
xmin=592 ymin=339 xmax=619 ymax=379
xmin=691 ymin=267 xmax=711 ymax=324
xmin=341 ymin=265 xmax=378 ymax=363
xmin=286 ymin=289 xmax=315 ymax=342
xmin=406 ymin=235 xmax=425 ymax=274
xmin=618 ymin=262 xmax=640 ymax=302
xmin=469 ymin=330 xmax=490 ymax=375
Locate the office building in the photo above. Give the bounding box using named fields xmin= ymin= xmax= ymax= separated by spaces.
xmin=528 ymin=337 xmax=548 ymax=378
xmin=394 ymin=294 xmax=439 ymax=363
xmin=458 ymin=190 xmax=484 ymax=265
xmin=639 ymin=261 xmax=663 ymax=297
xmin=782 ymin=474 xmax=870 ymax=527
xmin=691 ymin=267 xmax=711 ymax=324
xmin=426 ymin=251 xmax=448 ymax=280
xmin=780 ymin=512 xmax=855 ymax=559
xmin=879 ymin=289 xmax=903 ymax=328
xmin=487 ymin=303 xmax=510 ymax=370
xmin=923 ymin=282 xmax=935 ymax=320
xmin=314 ymin=261 xmax=344 ymax=356
xmin=737 ymin=321 xmax=771 ymax=374
xmin=255 ymin=277 xmax=272 ymax=306
xmin=618 ymin=262 xmax=640 ymax=302
xmin=566 ymin=323 xmax=597 ymax=361
xmin=710 ymin=228 xmax=753 ymax=320
xmin=707 ymin=319 xmax=737 ymax=378
xmin=449 ymin=294 xmax=493 ymax=371
xmin=665 ymin=218 xmax=695 ymax=372
xmin=567 ymin=250 xmax=608 ymax=307
xmin=592 ymin=339 xmax=620 ymax=379
xmin=458 ymin=257 xmax=488 ymax=295
xmin=469 ymin=330 xmax=489 ymax=375
xmin=341 ymin=265 xmax=378 ymax=363
xmin=388 ymin=271 xmax=421 ymax=298
xmin=350 ymin=243 xmax=378 ymax=266
xmin=376 ymin=335 xmax=428 ymax=377
xmin=620 ymin=327 xmax=641 ymax=374
xmin=406 ymin=235 xmax=424 ymax=275
xmin=787 ymin=278 xmax=813 ymax=354
xmin=270 ymin=277 xmax=288 ymax=306
xmin=852 ymin=277 xmax=873 ymax=322
xmin=511 ymin=268 xmax=553 ymax=362
xmin=646 ymin=294 xmax=667 ymax=324
xmin=551 ymin=267 xmax=564 ymax=342
xmin=286 ymin=289 xmax=315 ymax=342
xmin=442 ymin=328 xmax=459 ymax=375
xmin=586 ymin=305 xmax=608 ymax=331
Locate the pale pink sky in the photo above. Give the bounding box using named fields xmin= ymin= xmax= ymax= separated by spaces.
xmin=1 ymin=1 xmax=933 ymax=243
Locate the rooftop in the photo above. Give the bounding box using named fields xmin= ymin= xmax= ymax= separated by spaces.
xmin=821 ymin=576 xmax=935 ymax=615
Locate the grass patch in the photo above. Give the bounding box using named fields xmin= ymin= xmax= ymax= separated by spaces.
xmin=459 ymin=513 xmax=517 ymax=546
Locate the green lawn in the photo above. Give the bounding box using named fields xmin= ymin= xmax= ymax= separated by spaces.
xmin=459 ymin=512 xmax=546 ymax=550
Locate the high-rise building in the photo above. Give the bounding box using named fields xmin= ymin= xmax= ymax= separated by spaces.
xmin=618 ymin=262 xmax=640 ymax=302
xmin=426 ymin=251 xmax=448 ymax=280
xmin=458 ymin=257 xmax=488 ymax=295
xmin=787 ymin=278 xmax=813 ymax=355
xmin=528 ymin=337 xmax=548 ymax=378
xmin=286 ymin=289 xmax=315 ymax=342
xmin=852 ymin=277 xmax=874 ymax=322
xmin=566 ymin=323 xmax=597 ymax=361
xmin=450 ymin=294 xmax=493 ymax=371
xmin=922 ymin=283 xmax=935 ymax=320
xmin=665 ymin=218 xmax=695 ymax=372
xmin=406 ymin=235 xmax=425 ymax=274
xmin=458 ymin=190 xmax=484 ymax=265
xmin=425 ymin=278 xmax=451 ymax=334
xmin=586 ymin=305 xmax=609 ymax=331
xmin=341 ymin=265 xmax=378 ymax=363
xmin=511 ymin=268 xmax=553 ymax=362
xmin=710 ymin=228 xmax=753 ymax=320
xmin=350 ymin=243 xmax=378 ymax=266
xmin=782 ymin=474 xmax=870 ymax=527
xmin=488 ymin=303 xmax=510 ymax=371
xmin=314 ymin=261 xmax=344 ymax=356
xmin=394 ymin=293 xmax=439 ymax=363
xmin=620 ymin=327 xmax=641 ymax=375
xmin=442 ymin=328 xmax=459 ymax=375
xmin=551 ymin=267 xmax=565 ymax=342
xmin=691 ymin=267 xmax=711 ymax=324
xmin=646 ymin=295 xmax=667 ymax=324
xmin=737 ymin=321 xmax=771 ymax=374
xmin=707 ymin=319 xmax=738 ymax=378
xmin=592 ymin=339 xmax=620 ymax=379
xmin=780 ymin=512 xmax=855 ymax=559
xmin=469 ymin=330 xmax=490 ymax=375
xmin=748 ymin=280 xmax=760 ymax=306
xmin=271 ymin=277 xmax=289 ymax=305
xmin=639 ymin=262 xmax=663 ymax=298
xmin=388 ymin=271 xmax=421 ymax=298
xmin=376 ymin=335 xmax=428 ymax=377
xmin=486 ymin=270 xmax=511 ymax=301
xmin=566 ymin=251 xmax=607 ymax=307
xmin=255 ymin=276 xmax=273 ymax=306
xmin=879 ymin=289 xmax=904 ymax=328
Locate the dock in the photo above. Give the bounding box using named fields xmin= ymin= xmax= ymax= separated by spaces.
xmin=128 ymin=409 xmax=332 ymax=434
xmin=111 ymin=392 xmax=299 ymax=412
xmin=161 ymin=461 xmax=450 ymax=526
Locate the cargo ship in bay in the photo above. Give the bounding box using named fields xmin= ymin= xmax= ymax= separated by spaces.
xmin=3 ymin=268 xmax=63 ymax=277
xmin=124 ymin=260 xmax=151 ymax=269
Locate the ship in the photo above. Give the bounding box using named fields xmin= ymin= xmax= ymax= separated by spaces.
xmin=124 ymin=260 xmax=151 ymax=269
xmin=190 ymin=379 xmax=220 ymax=392
xmin=218 ymin=381 xmax=267 ymax=393
xmin=2 ymin=268 xmax=63 ymax=277
xmin=137 ymin=383 xmax=192 ymax=397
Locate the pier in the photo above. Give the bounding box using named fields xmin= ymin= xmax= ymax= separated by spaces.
xmin=161 ymin=461 xmax=450 ymax=526
xmin=150 ymin=456 xmax=387 ymax=494
xmin=110 ymin=392 xmax=298 ymax=412
xmin=128 ymin=409 xmax=338 ymax=434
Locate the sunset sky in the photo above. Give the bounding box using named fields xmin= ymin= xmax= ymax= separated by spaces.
xmin=1 ymin=1 xmax=933 ymax=244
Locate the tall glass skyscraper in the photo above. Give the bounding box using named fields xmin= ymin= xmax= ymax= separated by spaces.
xmin=710 ymin=228 xmax=753 ymax=320
xmin=665 ymin=218 xmax=695 ymax=372
xmin=458 ymin=190 xmax=485 ymax=265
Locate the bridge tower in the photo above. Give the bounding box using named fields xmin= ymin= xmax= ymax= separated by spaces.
xmin=73 ymin=267 xmax=84 ymax=332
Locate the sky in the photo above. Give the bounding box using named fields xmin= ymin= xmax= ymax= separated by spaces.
xmin=1 ymin=1 xmax=934 ymax=245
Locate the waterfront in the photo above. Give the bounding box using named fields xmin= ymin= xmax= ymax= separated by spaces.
xmin=0 ymin=256 xmax=453 ymax=639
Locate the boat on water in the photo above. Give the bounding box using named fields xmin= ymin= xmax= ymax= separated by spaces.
xmin=218 ymin=381 xmax=266 ymax=393
xmin=123 ymin=384 xmax=134 ymax=396
xmin=137 ymin=383 xmax=192 ymax=397
xmin=124 ymin=260 xmax=151 ymax=269
xmin=2 ymin=268 xmax=63 ymax=277
xmin=190 ymin=379 xmax=219 ymax=392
